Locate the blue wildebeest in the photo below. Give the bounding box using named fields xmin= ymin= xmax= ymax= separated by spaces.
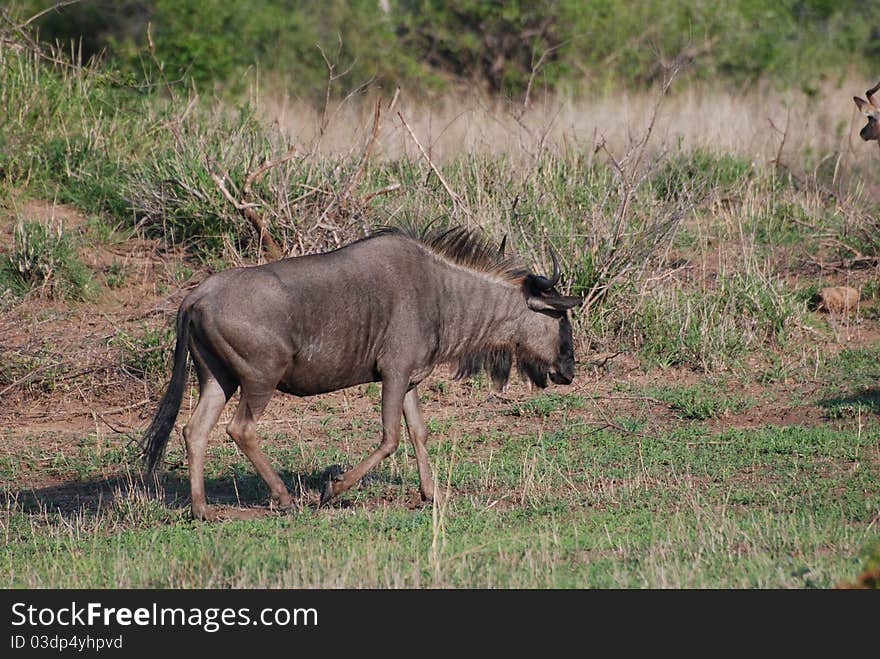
xmin=142 ymin=225 xmax=583 ymax=519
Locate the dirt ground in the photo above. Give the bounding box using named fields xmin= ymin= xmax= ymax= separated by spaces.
xmin=3 ymin=200 xmax=877 ymax=515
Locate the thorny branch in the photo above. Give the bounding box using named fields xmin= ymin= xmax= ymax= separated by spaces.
xmin=0 ymin=1 xmax=88 ymax=70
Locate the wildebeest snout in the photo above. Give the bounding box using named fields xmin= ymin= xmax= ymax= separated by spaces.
xmin=859 ymin=117 xmax=880 ymax=141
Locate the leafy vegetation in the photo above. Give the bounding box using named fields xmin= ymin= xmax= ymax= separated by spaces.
xmin=14 ymin=1 xmax=880 ymax=96
xmin=110 ymin=323 xmax=175 ymax=382
xmin=508 ymin=392 xmax=586 ymax=417
xmin=633 ymin=272 xmax=801 ymax=371
xmin=646 ymin=382 xmax=749 ymax=420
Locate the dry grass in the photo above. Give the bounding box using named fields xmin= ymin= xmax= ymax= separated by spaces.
xmin=260 ymin=75 xmax=880 ymax=176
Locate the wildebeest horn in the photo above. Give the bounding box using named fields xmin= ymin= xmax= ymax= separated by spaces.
xmin=534 ymin=246 xmax=560 ymax=291
xmin=498 ymin=234 xmax=507 ymax=257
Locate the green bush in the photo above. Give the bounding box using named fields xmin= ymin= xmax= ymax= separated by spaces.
xmin=32 ymin=136 xmax=130 ymax=219
xmin=0 ymin=44 xmax=141 ymax=221
xmin=110 ymin=323 xmax=175 ymax=382
xmin=1 ymin=220 xmax=93 ymax=300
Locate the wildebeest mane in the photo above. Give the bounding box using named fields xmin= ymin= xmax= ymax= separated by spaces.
xmin=371 ymin=223 xmax=528 ymax=283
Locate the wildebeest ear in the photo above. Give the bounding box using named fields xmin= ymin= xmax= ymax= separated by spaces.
xmin=855 ymin=96 xmax=880 ymax=116
xmin=528 ymin=294 xmax=583 ymax=312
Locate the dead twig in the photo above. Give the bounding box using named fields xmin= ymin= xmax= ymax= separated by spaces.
xmin=520 ymin=40 xmax=567 ymax=117
xmin=345 ymin=97 xmax=383 ymax=197
xmin=0 ymin=362 xmax=61 ymax=399
xmin=397 ymin=111 xmax=471 ymax=219
xmin=578 ymin=67 xmax=688 ymax=313
xmin=0 ymin=2 xmax=91 ymax=71
xmin=359 ymin=183 xmax=401 ymax=204
xmin=207 ymin=154 xmax=289 ymax=262
xmin=583 ymin=351 xmax=623 ymax=369
xmin=769 ymin=111 xmax=791 ymax=172
xmin=243 ymin=146 xmax=299 ymax=197
xmin=316 ymin=38 xmax=357 ymax=140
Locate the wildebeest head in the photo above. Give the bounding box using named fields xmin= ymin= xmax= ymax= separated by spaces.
xmin=450 ymin=233 xmax=583 ymax=390
xmin=517 ymin=247 xmax=583 ymax=387
xmin=854 ymin=82 xmax=880 ymax=143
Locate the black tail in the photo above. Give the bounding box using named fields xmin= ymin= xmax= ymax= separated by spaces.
xmin=142 ymin=307 xmax=191 ymax=476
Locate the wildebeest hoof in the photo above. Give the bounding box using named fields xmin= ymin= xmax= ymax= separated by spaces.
xmin=271 ymin=500 xmax=296 ymax=514
xmin=191 ymin=505 xmax=216 ymax=522
xmin=319 ymin=464 xmax=345 ymax=506
xmin=319 ymin=480 xmax=335 ymax=507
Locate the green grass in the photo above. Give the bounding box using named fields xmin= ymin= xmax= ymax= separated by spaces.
xmin=108 ymin=322 xmax=175 ymax=382
xmin=651 ymin=148 xmax=754 ymax=201
xmin=2 ymin=422 xmax=877 ymax=588
xmin=507 ymin=393 xmax=586 ymax=417
xmin=1 ymin=220 xmax=93 ymax=300
xmin=817 ymin=344 xmax=880 ymax=418
xmin=645 ymin=382 xmax=750 ymax=420
xmin=634 ymin=272 xmax=801 ymax=372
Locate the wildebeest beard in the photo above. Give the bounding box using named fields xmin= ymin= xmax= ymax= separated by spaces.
xmin=550 ymin=314 xmax=574 ymax=384
xmin=455 ymin=346 xmax=552 ymax=389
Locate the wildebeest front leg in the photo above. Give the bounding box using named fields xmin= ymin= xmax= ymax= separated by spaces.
xmin=403 ymin=388 xmax=434 ymax=502
xmin=321 ymin=376 xmax=407 ymax=505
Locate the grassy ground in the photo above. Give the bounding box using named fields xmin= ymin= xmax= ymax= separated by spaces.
xmin=2 ymin=387 xmax=877 ymax=588
xmin=1 ymin=41 xmax=879 ymax=588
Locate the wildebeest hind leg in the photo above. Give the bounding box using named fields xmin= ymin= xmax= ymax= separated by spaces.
xmin=403 ymin=388 xmax=434 ymax=502
xmin=227 ymin=387 xmax=293 ymax=511
xmin=183 ymin=378 xmax=230 ymax=521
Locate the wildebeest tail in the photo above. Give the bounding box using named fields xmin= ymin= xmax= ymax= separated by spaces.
xmin=142 ymin=306 xmax=191 ymax=476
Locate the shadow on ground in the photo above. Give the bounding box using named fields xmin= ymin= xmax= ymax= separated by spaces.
xmin=818 ymin=387 xmax=880 ymax=417
xmin=2 ymin=469 xmax=326 ymax=516
xmin=2 ymin=466 xmax=406 ymax=518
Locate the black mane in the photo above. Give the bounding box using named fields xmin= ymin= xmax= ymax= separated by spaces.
xmin=371 ymin=224 xmax=528 ymax=283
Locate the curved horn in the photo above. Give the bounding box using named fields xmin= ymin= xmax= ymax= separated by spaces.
xmin=534 ymin=246 xmax=560 ymax=291
xmin=498 ymin=234 xmax=507 ymax=257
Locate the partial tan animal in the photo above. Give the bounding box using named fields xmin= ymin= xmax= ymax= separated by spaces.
xmin=854 ymin=82 xmax=880 ymax=145
xmin=815 ymin=286 xmax=860 ymax=315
